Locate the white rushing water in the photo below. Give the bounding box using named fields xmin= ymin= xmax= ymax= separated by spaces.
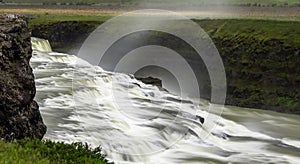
xmin=31 ymin=38 xmax=300 ymax=164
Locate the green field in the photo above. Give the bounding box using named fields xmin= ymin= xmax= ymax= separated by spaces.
xmin=27 ymin=14 xmax=300 ymax=47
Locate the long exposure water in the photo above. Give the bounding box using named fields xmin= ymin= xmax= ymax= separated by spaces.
xmin=31 ymin=38 xmax=300 ymax=164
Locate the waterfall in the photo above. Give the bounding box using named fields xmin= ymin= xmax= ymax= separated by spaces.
xmin=31 ymin=38 xmax=300 ymax=164
xmin=31 ymin=37 xmax=52 ymax=52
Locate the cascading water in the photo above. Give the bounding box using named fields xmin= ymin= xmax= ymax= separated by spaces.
xmin=31 ymin=37 xmax=52 ymax=52
xmin=31 ymin=38 xmax=300 ymax=164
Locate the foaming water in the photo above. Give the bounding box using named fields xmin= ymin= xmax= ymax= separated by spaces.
xmin=31 ymin=39 xmax=300 ymax=164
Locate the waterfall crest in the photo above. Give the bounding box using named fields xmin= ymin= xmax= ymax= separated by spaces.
xmin=31 ymin=37 xmax=52 ymax=52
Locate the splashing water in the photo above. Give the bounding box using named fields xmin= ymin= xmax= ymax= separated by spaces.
xmin=31 ymin=38 xmax=300 ymax=164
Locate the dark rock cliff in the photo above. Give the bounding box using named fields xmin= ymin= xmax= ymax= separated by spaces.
xmin=0 ymin=14 xmax=46 ymax=141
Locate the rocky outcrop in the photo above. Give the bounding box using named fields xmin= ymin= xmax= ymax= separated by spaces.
xmin=0 ymin=14 xmax=46 ymax=140
xmin=136 ymin=76 xmax=168 ymax=92
xmin=136 ymin=76 xmax=163 ymax=88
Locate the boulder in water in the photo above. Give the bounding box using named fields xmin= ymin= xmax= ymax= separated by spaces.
xmin=136 ymin=76 xmax=163 ymax=88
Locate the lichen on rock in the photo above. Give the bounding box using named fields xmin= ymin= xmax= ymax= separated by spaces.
xmin=0 ymin=14 xmax=46 ymax=141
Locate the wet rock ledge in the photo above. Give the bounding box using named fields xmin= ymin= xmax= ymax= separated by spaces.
xmin=0 ymin=14 xmax=46 ymax=141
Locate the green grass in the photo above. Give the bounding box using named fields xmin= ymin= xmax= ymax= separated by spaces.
xmin=194 ymin=19 xmax=300 ymax=113
xmin=0 ymin=139 xmax=110 ymax=164
xmin=28 ymin=14 xmax=110 ymax=27
xmin=277 ymin=96 xmax=298 ymax=108
xmin=196 ymin=19 xmax=300 ymax=48
xmin=28 ymin=14 xmax=300 ymax=45
xmin=230 ymin=0 xmax=300 ymax=7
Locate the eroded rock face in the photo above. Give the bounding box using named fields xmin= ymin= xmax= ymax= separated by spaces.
xmin=0 ymin=14 xmax=46 ymax=140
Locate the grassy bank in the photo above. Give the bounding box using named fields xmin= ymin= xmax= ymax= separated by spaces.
xmin=0 ymin=139 xmax=109 ymax=163
xmin=197 ymin=19 xmax=300 ymax=113
xmin=197 ymin=19 xmax=300 ymax=53
xmin=29 ymin=14 xmax=109 ymax=27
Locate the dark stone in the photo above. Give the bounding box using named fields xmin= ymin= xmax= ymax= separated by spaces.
xmin=196 ymin=115 xmax=205 ymax=124
xmin=136 ymin=76 xmax=163 ymax=88
xmin=136 ymin=76 xmax=169 ymax=92
xmin=0 ymin=14 xmax=47 ymax=141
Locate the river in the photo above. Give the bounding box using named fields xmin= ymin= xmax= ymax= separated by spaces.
xmin=30 ymin=38 xmax=300 ymax=164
